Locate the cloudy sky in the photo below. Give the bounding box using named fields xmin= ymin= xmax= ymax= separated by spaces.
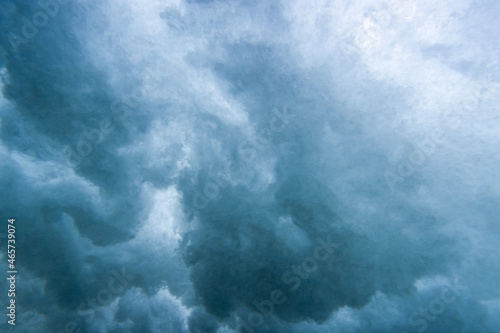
xmin=1 ymin=0 xmax=500 ymax=332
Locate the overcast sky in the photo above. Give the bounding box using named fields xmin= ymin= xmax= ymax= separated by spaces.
xmin=1 ymin=0 xmax=500 ymax=332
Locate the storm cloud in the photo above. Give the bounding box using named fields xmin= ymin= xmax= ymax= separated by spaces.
xmin=1 ymin=0 xmax=499 ymax=332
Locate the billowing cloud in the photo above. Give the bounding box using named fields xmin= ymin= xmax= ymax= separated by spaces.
xmin=1 ymin=0 xmax=499 ymax=332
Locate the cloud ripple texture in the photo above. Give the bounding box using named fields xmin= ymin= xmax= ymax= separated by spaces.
xmin=0 ymin=0 xmax=499 ymax=332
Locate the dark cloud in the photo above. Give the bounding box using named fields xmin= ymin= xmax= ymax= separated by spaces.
xmin=1 ymin=0 xmax=499 ymax=332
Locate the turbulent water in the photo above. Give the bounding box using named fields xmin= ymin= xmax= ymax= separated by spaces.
xmin=1 ymin=0 xmax=500 ymax=332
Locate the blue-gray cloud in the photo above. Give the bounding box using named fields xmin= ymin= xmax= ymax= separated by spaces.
xmin=1 ymin=0 xmax=499 ymax=332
